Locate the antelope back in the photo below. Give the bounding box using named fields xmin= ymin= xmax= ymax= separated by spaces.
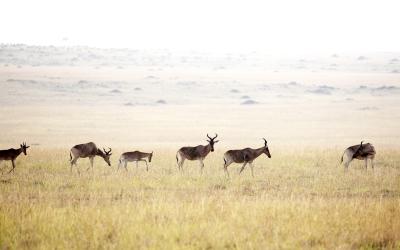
xmin=72 ymin=142 xmax=98 ymax=157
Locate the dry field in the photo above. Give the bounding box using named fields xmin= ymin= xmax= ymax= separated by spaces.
xmin=1 ymin=45 xmax=400 ymax=249
xmin=0 ymin=147 xmax=400 ymax=249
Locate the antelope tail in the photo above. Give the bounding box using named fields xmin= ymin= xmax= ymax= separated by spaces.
xmin=69 ymin=152 xmax=72 ymax=162
xmin=176 ymin=153 xmax=179 ymax=163
xmin=223 ymin=158 xmax=227 ymax=165
xmin=340 ymin=151 xmax=345 ymax=164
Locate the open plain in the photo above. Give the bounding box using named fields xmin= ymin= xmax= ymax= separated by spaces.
xmin=0 ymin=45 xmax=400 ymax=249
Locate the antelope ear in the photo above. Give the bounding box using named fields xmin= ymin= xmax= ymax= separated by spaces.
xmin=26 ymin=146 xmax=30 ymax=148
xmin=207 ymin=140 xmax=210 ymax=143
xmin=214 ymin=140 xmax=219 ymax=143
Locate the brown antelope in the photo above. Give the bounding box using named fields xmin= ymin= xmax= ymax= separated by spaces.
xmin=69 ymin=142 xmax=112 ymax=173
xmin=223 ymin=138 xmax=271 ymax=177
xmin=118 ymin=151 xmax=153 ymax=171
xmin=176 ymin=134 xmax=219 ymax=173
xmin=341 ymin=141 xmax=376 ymax=170
xmin=0 ymin=142 xmax=30 ymax=173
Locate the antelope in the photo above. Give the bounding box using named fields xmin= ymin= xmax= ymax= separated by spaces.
xmin=341 ymin=141 xmax=376 ymax=170
xmin=69 ymin=142 xmax=112 ymax=173
xmin=118 ymin=151 xmax=153 ymax=171
xmin=223 ymin=138 xmax=271 ymax=177
xmin=0 ymin=142 xmax=30 ymax=174
xmin=176 ymin=134 xmax=219 ymax=173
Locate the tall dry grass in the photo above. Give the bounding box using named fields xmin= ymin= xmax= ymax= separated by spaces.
xmin=0 ymin=148 xmax=399 ymax=249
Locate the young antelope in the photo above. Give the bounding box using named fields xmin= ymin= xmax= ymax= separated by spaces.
xmin=118 ymin=151 xmax=153 ymax=171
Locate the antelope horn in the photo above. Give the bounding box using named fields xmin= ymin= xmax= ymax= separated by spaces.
xmin=263 ymin=138 xmax=267 ymax=146
xmin=355 ymin=141 xmax=364 ymax=153
xmin=212 ymin=134 xmax=218 ymax=140
xmin=207 ymin=134 xmax=212 ymax=140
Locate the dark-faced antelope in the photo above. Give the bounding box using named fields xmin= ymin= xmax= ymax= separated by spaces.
xmin=223 ymin=138 xmax=271 ymax=177
xmin=0 ymin=142 xmax=30 ymax=173
xmin=118 ymin=151 xmax=153 ymax=171
xmin=176 ymin=134 xmax=219 ymax=173
xmin=341 ymin=141 xmax=376 ymax=170
xmin=69 ymin=142 xmax=112 ymax=173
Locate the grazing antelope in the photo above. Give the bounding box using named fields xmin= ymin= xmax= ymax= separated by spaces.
xmin=176 ymin=134 xmax=219 ymax=173
xmin=69 ymin=142 xmax=112 ymax=173
xmin=341 ymin=141 xmax=376 ymax=170
xmin=223 ymin=138 xmax=271 ymax=177
xmin=0 ymin=142 xmax=30 ymax=173
xmin=118 ymin=151 xmax=153 ymax=171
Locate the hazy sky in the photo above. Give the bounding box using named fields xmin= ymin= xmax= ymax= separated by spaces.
xmin=1 ymin=0 xmax=399 ymax=52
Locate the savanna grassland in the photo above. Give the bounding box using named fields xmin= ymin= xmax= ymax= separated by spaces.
xmin=1 ymin=45 xmax=400 ymax=249
xmin=0 ymin=148 xmax=400 ymax=249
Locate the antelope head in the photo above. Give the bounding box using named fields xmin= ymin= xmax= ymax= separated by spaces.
xmin=20 ymin=142 xmax=30 ymax=155
xmin=102 ymin=147 xmax=112 ymax=166
xmin=207 ymin=134 xmax=219 ymax=152
xmin=263 ymin=138 xmax=271 ymax=158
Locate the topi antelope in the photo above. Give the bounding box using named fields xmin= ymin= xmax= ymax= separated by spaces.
xmin=341 ymin=141 xmax=376 ymax=170
xmin=118 ymin=151 xmax=153 ymax=171
xmin=223 ymin=138 xmax=271 ymax=177
xmin=69 ymin=142 xmax=112 ymax=173
xmin=176 ymin=134 xmax=219 ymax=173
xmin=0 ymin=142 xmax=30 ymax=173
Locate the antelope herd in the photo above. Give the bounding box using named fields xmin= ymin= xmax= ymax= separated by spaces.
xmin=0 ymin=136 xmax=376 ymax=176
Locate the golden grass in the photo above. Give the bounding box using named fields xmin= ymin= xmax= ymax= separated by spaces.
xmin=0 ymin=148 xmax=399 ymax=249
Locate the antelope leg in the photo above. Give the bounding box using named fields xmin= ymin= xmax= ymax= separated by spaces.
xmin=70 ymin=158 xmax=78 ymax=172
xmin=199 ymin=159 xmax=204 ymax=174
xmin=223 ymin=159 xmax=232 ymax=177
xmin=239 ymin=162 xmax=247 ymax=175
xmin=71 ymin=157 xmax=79 ymax=171
xmin=249 ymin=162 xmax=254 ymax=177
xmin=87 ymin=157 xmax=94 ymax=171
xmin=343 ymin=158 xmax=351 ymax=171
xmin=224 ymin=165 xmax=230 ymax=178
xmin=8 ymin=160 xmax=16 ymax=173
xmin=138 ymin=160 xmax=149 ymax=171
xmin=179 ymin=159 xmax=185 ymax=172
